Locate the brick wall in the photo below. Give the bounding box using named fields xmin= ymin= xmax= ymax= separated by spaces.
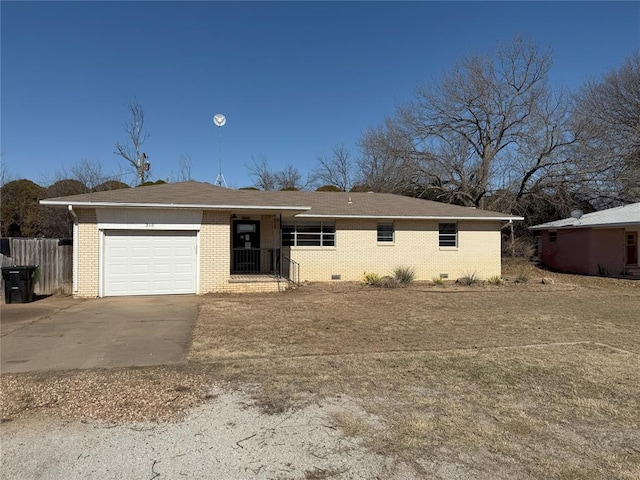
xmin=75 ymin=208 xmax=99 ymax=298
xmin=74 ymin=210 xmax=503 ymax=296
xmin=199 ymin=210 xmax=231 ymax=293
xmin=288 ymin=219 xmax=502 ymax=282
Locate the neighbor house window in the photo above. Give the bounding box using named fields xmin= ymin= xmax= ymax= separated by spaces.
xmin=439 ymin=223 xmax=457 ymax=247
xmin=377 ymin=223 xmax=394 ymax=243
xmin=549 ymin=231 xmax=557 ymax=242
xmin=282 ymin=222 xmax=335 ymax=247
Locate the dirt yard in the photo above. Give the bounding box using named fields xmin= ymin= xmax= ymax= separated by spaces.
xmin=2 ymin=263 xmax=639 ymax=479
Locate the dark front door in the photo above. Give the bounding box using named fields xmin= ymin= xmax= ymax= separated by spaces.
xmin=627 ymin=232 xmax=638 ymax=265
xmin=232 ymin=220 xmax=261 ymax=273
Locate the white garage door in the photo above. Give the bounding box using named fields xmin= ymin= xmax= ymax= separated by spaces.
xmin=104 ymin=230 xmax=197 ymax=296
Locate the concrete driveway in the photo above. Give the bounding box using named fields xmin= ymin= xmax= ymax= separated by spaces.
xmin=1 ymin=295 xmax=199 ymax=373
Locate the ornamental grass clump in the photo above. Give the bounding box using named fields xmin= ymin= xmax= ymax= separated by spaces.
xmin=457 ymin=271 xmax=480 ymax=286
xmin=515 ymin=268 xmax=531 ymax=284
xmin=393 ymin=266 xmax=416 ymax=286
xmin=362 ymin=272 xmax=382 ymax=286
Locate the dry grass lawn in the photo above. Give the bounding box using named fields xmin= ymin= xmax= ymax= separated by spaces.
xmin=187 ymin=264 xmax=639 ymax=479
xmin=2 ymin=262 xmax=639 ymax=478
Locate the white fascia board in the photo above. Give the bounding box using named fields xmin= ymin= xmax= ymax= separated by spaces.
xmin=531 ymin=221 xmax=640 ymax=230
xmin=294 ymin=214 xmax=523 ymax=221
xmin=39 ymin=200 xmax=311 ymax=212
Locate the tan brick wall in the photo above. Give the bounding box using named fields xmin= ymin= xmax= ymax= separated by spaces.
xmin=199 ymin=210 xmax=231 ymax=293
xmin=75 ymin=208 xmax=99 ymax=298
xmin=226 ymin=281 xmax=287 ymax=293
xmin=74 ymin=210 xmax=502 ymax=296
xmin=288 ymin=219 xmax=502 ymax=282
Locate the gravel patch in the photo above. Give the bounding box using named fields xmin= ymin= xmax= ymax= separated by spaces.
xmin=0 ymin=367 xmax=210 ymax=423
xmin=1 ymin=388 xmax=417 ymax=480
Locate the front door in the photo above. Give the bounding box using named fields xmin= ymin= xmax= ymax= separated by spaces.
xmin=232 ymin=220 xmax=261 ymax=273
xmin=627 ymin=232 xmax=638 ymax=265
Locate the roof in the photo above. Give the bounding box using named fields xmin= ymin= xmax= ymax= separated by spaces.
xmin=530 ymin=202 xmax=640 ymax=230
xmin=41 ymin=181 xmax=521 ymax=221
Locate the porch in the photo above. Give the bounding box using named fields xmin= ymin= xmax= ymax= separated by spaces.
xmin=226 ymin=215 xmax=299 ymax=286
xmin=229 ymin=247 xmax=299 ymax=286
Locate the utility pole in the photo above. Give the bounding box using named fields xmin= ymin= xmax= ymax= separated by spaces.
xmin=137 ymin=152 xmax=150 ymax=183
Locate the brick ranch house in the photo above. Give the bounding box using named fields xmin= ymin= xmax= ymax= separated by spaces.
xmin=41 ymin=181 xmax=523 ymax=297
xmin=530 ymin=202 xmax=640 ymax=279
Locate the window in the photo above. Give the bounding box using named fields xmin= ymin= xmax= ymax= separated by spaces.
xmin=549 ymin=231 xmax=557 ymax=242
xmin=237 ymin=223 xmax=256 ymax=233
xmin=282 ymin=222 xmax=335 ymax=247
xmin=439 ymin=223 xmax=457 ymax=247
xmin=377 ymin=223 xmax=394 ymax=243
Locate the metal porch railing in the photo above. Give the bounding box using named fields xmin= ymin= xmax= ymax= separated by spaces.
xmin=230 ymin=248 xmax=299 ymax=285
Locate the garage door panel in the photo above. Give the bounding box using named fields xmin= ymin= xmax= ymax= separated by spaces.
xmin=132 ymin=247 xmax=151 ymax=258
xmin=175 ymin=263 xmax=194 ymax=273
xmin=153 ymin=264 xmax=171 ymax=275
xmin=104 ymin=231 xmax=197 ymax=296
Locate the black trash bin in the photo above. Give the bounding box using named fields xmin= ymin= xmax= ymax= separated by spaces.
xmin=2 ymin=265 xmax=38 ymax=304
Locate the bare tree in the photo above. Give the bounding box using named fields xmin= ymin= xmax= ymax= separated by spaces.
xmin=247 ymin=155 xmax=308 ymax=190
xmin=114 ymin=100 xmax=150 ymax=184
xmin=247 ymin=155 xmax=278 ymax=190
xmin=69 ymin=159 xmax=115 ymax=191
xmin=312 ymin=143 xmax=354 ymax=191
xmin=362 ymin=38 xmax=576 ymax=208
xmin=177 ymin=153 xmax=194 ymax=182
xmin=274 ymin=164 xmax=304 ymax=190
xmin=357 ymin=119 xmax=429 ymax=196
xmin=572 ymin=53 xmax=640 ymax=205
xmin=0 ymin=152 xmax=12 ymax=187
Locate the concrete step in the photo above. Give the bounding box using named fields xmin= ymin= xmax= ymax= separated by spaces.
xmin=624 ymin=266 xmax=640 ymax=279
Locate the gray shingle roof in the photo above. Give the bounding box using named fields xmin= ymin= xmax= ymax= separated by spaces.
xmin=41 ymin=181 xmax=520 ymax=220
xmin=529 ymin=202 xmax=640 ymax=230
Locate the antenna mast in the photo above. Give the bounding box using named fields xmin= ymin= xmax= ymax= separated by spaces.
xmin=213 ymin=113 xmax=227 ymax=187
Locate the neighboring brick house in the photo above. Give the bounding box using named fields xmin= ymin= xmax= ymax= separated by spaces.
xmin=41 ymin=181 xmax=522 ymax=297
xmin=530 ymin=202 xmax=640 ymax=279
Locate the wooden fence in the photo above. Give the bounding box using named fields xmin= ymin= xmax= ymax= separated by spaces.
xmin=1 ymin=238 xmax=73 ymax=295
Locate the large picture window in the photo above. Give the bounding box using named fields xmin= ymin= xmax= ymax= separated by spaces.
xmin=377 ymin=223 xmax=394 ymax=242
xmin=282 ymin=222 xmax=335 ymax=247
xmin=439 ymin=223 xmax=457 ymax=247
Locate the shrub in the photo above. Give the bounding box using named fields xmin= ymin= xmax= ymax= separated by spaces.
xmin=487 ymin=275 xmax=503 ymax=285
xmin=515 ymin=268 xmax=531 ymax=284
xmin=393 ymin=266 xmax=416 ymax=286
xmin=362 ymin=272 xmax=382 ymax=286
xmin=379 ymin=275 xmax=400 ymax=288
xmin=457 ymin=271 xmax=480 ymax=286
xmin=502 ymin=235 xmax=536 ymax=259
xmin=431 ymin=277 xmax=445 ymax=286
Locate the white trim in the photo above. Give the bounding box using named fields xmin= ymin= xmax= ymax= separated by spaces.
xmin=68 ymin=206 xmax=79 ymax=294
xmin=98 ymin=230 xmax=105 ymax=297
xmin=96 ymin=208 xmax=202 ymax=231
xmin=196 ymin=231 xmax=201 ymax=295
xmin=296 ymin=214 xmax=522 ymax=221
xmin=530 ymin=222 xmax=640 ymax=231
xmin=40 ymin=200 xmax=311 ymax=212
xmin=39 ymin=199 xmax=521 ymax=221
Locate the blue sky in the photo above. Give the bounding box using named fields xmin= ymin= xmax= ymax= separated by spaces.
xmin=2 ymin=1 xmax=639 ymax=189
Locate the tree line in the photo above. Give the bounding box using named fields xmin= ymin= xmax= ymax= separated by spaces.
xmin=2 ymin=38 xmax=638 ymax=243
xmin=251 ymin=39 xmax=639 ymax=234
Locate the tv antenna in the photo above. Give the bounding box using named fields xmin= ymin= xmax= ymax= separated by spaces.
xmin=213 ymin=113 xmax=227 ymax=187
xmin=571 ymin=209 xmax=583 ymax=223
